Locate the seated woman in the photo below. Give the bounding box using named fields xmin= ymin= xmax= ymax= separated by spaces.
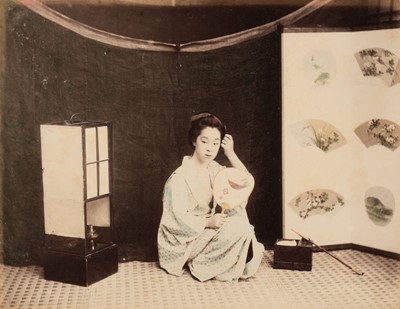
xmin=157 ymin=112 xmax=264 ymax=282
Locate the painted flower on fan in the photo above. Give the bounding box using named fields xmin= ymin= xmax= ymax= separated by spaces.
xmin=355 ymin=48 xmax=400 ymax=86
xmin=291 ymin=190 xmax=344 ymax=219
xmin=358 ymin=49 xmax=395 ymax=77
xmin=368 ymin=119 xmax=380 ymax=129
xmin=362 ymin=61 xmax=382 ymax=76
xmin=290 ymin=119 xmax=346 ymax=153
xmin=366 ymin=118 xmax=399 ymax=149
xmin=306 ymin=191 xmax=329 ymax=208
xmin=385 ymin=136 xmax=396 ymax=145
xmin=309 ymin=125 xmax=340 ymax=152
xmin=382 ymin=123 xmax=395 ymax=133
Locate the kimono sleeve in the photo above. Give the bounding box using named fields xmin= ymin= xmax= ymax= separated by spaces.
xmin=160 ymin=173 xmax=206 ymax=244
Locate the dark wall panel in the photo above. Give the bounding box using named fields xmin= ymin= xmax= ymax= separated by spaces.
xmin=3 ymin=3 xmax=282 ymax=265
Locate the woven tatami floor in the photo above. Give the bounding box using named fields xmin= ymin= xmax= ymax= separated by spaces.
xmin=1 ymin=249 xmax=399 ymax=309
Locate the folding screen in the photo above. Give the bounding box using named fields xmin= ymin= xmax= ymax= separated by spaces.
xmin=282 ymin=27 xmax=400 ymax=254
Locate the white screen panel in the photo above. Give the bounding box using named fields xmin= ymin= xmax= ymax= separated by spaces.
xmin=44 ymin=198 xmax=85 ymax=238
xmin=40 ymin=125 xmax=84 ymax=200
xmin=85 ymin=127 xmax=97 ymax=163
xmin=99 ymin=161 xmax=109 ymax=195
xmin=86 ymin=163 xmax=98 ymax=198
xmin=98 ymin=126 xmax=109 ymax=161
xmin=86 ymin=196 xmax=110 ymax=227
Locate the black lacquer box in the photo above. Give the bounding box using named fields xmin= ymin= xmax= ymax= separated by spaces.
xmin=273 ymin=238 xmax=313 ymax=271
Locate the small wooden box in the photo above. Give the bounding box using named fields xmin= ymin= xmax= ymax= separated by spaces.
xmin=44 ymin=244 xmax=118 ymax=286
xmin=273 ymin=239 xmax=313 ymax=271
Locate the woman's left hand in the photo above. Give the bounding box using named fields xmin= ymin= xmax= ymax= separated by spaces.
xmin=221 ymin=134 xmax=235 ymax=157
xmin=221 ymin=134 xmax=249 ymax=173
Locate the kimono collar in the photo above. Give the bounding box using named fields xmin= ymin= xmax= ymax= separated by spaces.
xmin=176 ymin=156 xmax=219 ymax=205
xmin=180 ymin=156 xmax=219 ymax=179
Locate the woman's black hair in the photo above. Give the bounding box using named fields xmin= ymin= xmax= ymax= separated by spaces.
xmin=188 ymin=112 xmax=226 ymax=150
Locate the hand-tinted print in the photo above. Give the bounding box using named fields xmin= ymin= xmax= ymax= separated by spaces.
xmin=355 ymin=48 xmax=400 ymax=86
xmin=354 ymin=119 xmax=400 ymax=151
xmin=290 ymin=119 xmax=347 ymax=153
xmin=303 ymin=51 xmax=335 ymax=86
xmin=365 ymin=186 xmax=395 ymax=226
xmin=289 ymin=189 xmax=345 ymax=219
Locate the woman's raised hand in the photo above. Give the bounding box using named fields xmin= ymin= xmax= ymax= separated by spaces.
xmin=221 ymin=134 xmax=235 ymax=157
xmin=220 ymin=134 xmax=249 ymax=173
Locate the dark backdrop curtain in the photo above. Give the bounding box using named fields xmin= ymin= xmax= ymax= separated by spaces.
xmin=3 ymin=3 xmax=282 ymax=265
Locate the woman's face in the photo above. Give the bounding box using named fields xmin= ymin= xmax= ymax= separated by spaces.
xmin=193 ymin=127 xmax=221 ymax=164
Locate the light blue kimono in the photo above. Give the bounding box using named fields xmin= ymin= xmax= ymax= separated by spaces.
xmin=157 ymin=157 xmax=264 ymax=282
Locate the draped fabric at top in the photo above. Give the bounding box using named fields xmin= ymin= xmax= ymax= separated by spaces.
xmin=16 ymin=0 xmax=332 ymax=52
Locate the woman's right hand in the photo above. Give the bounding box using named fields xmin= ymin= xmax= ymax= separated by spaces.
xmin=206 ymin=213 xmax=228 ymax=229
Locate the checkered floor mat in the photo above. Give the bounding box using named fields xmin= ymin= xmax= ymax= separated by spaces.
xmin=1 ymin=250 xmax=399 ymax=309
